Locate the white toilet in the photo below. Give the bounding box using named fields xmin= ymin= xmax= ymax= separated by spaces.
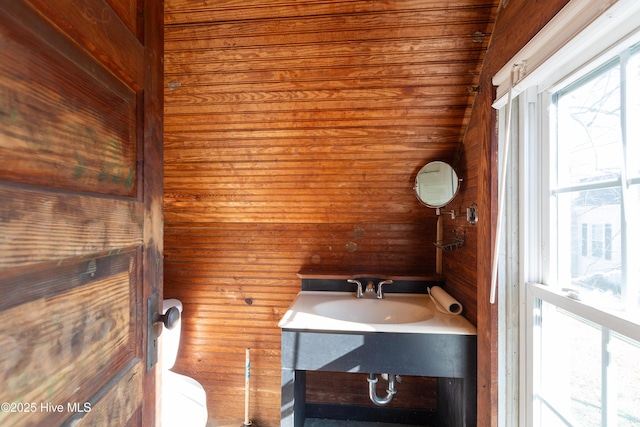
xmin=161 ymin=299 xmax=208 ymax=427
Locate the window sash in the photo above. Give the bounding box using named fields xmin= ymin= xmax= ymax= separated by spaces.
xmin=528 ymin=283 xmax=640 ymax=344
xmin=548 ymin=47 xmax=640 ymax=318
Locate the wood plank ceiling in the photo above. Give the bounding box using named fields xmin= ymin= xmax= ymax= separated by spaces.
xmin=163 ymin=1 xmax=498 ymax=425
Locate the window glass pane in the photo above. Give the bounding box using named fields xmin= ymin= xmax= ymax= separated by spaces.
xmin=556 ymin=62 xmax=622 ymax=187
xmin=538 ymin=301 xmax=601 ymax=426
xmin=556 ymin=190 xmax=622 ymax=312
xmin=612 ymin=332 xmax=640 ymax=426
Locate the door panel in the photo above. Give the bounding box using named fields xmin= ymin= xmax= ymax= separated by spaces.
xmin=0 ymin=187 xmax=142 ymax=269
xmin=0 ymin=255 xmax=137 ymax=426
xmin=0 ymin=0 xmax=162 ymax=426
xmin=24 ymin=0 xmax=144 ymax=87
xmin=0 ymin=1 xmax=138 ymax=196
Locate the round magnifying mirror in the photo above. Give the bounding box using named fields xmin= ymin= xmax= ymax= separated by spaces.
xmin=414 ymin=161 xmax=460 ymax=208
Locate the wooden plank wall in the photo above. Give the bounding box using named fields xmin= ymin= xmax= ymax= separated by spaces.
xmin=445 ymin=0 xmax=571 ymax=425
xmin=163 ymin=1 xmax=497 ymax=425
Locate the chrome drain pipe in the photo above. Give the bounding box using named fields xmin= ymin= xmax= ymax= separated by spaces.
xmin=367 ymin=373 xmax=397 ymax=406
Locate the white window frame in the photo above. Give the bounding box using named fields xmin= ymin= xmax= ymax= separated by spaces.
xmin=493 ymin=1 xmax=640 ymax=426
xmin=531 ymin=45 xmax=640 ymax=426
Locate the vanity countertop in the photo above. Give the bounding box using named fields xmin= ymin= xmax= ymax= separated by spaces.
xmin=278 ymin=291 xmax=477 ymax=335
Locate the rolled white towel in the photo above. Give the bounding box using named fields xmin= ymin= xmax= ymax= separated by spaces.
xmin=428 ymin=285 xmax=463 ymax=315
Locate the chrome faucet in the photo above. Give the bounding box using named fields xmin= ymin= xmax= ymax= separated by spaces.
xmin=348 ymin=279 xmax=393 ymax=299
xmin=376 ymin=279 xmax=393 ymax=299
xmin=347 ymin=279 xmax=377 ymax=298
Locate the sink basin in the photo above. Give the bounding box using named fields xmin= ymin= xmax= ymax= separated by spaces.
xmin=278 ymin=291 xmax=477 ymax=334
xmin=313 ymin=298 xmax=433 ymax=324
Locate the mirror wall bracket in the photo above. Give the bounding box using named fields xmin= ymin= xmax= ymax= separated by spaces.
xmin=435 ymin=208 xmax=457 ymax=219
xmin=435 ymin=203 xmax=478 ymax=225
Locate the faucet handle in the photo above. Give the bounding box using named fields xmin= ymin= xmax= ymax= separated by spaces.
xmin=376 ymin=279 xmax=393 ymax=299
xmin=347 ymin=279 xmax=363 ymax=298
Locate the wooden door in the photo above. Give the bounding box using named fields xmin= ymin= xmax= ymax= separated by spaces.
xmin=0 ymin=0 xmax=163 ymax=426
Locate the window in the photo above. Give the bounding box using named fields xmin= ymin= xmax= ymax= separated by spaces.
xmin=492 ymin=2 xmax=640 ymax=425
xmin=530 ymin=46 xmax=640 ymax=427
xmin=520 ymin=34 xmax=640 ymax=427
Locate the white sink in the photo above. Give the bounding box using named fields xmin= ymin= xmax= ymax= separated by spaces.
xmin=278 ymin=291 xmax=477 ymax=335
xmin=313 ymin=297 xmax=433 ymax=324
